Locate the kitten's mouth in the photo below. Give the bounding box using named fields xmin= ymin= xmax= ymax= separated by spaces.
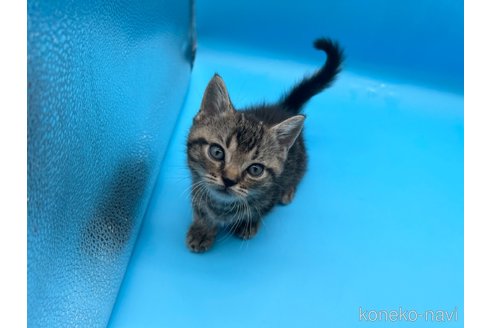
xmin=216 ymin=188 xmax=230 ymax=195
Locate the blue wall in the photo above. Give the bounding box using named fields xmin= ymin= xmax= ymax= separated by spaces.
xmin=197 ymin=0 xmax=463 ymax=91
xmin=27 ymin=0 xmax=194 ymax=326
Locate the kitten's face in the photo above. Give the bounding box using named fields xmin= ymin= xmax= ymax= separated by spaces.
xmin=187 ymin=74 xmax=304 ymax=203
xmin=188 ymin=112 xmax=282 ymax=202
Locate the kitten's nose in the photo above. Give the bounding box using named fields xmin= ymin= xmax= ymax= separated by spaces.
xmin=222 ymin=176 xmax=237 ymax=188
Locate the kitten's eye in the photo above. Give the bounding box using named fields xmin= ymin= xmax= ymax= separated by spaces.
xmin=247 ymin=164 xmax=264 ymax=177
xmin=208 ymin=144 xmax=225 ymax=161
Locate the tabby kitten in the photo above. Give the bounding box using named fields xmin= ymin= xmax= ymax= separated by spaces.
xmin=186 ymin=38 xmax=343 ymax=252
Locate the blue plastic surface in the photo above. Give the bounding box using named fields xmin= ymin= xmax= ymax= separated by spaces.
xmin=197 ymin=0 xmax=463 ymax=92
xmin=109 ymin=44 xmax=463 ymax=327
xmin=27 ymin=0 xmax=193 ymax=327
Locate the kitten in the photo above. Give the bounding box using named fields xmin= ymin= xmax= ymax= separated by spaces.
xmin=185 ymin=38 xmax=343 ymax=252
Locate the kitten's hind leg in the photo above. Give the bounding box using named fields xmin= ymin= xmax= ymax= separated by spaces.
xmin=233 ymin=219 xmax=261 ymax=240
xmin=280 ymin=186 xmax=296 ymax=205
xmin=186 ymin=218 xmax=217 ymax=253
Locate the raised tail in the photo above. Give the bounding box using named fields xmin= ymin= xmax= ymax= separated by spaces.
xmin=280 ymin=38 xmax=344 ymax=114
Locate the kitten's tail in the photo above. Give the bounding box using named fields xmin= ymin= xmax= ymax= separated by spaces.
xmin=280 ymin=38 xmax=344 ymax=114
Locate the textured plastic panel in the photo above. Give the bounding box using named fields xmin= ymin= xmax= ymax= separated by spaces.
xmin=196 ymin=0 xmax=463 ymax=91
xmin=27 ymin=0 xmax=193 ymax=327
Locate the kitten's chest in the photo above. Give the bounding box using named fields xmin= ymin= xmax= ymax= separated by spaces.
xmin=203 ymin=201 xmax=249 ymax=225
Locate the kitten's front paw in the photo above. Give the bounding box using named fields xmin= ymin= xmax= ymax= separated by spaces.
xmin=280 ymin=187 xmax=296 ymax=205
xmin=233 ymin=220 xmax=260 ymax=240
xmin=186 ymin=221 xmax=216 ymax=253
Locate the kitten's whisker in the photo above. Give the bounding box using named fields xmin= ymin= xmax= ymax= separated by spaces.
xmin=219 ymin=201 xmax=244 ymax=243
xmin=237 ymin=198 xmax=251 ymax=249
xmin=166 ymin=174 xmax=191 ymax=182
xmin=196 ymin=185 xmax=208 ymax=208
xmin=191 ymin=184 xmax=207 ymax=207
xmin=250 ymin=201 xmax=268 ymax=232
xmin=184 ymin=180 xmax=206 ymax=199
xmin=225 ymin=202 xmax=242 ymax=235
xmin=218 ymin=222 xmax=235 ymax=243
xmin=182 ymin=181 xmax=200 ymax=196
xmin=223 ymin=200 xmax=237 ymax=216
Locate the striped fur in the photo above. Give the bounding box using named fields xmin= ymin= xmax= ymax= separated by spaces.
xmin=186 ymin=38 xmax=343 ymax=252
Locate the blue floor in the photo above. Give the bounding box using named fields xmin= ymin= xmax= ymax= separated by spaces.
xmin=108 ymin=42 xmax=463 ymax=327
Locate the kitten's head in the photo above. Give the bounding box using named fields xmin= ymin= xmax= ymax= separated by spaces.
xmin=187 ymin=74 xmax=304 ymax=203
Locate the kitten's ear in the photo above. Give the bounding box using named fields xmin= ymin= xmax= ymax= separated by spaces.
xmin=197 ymin=74 xmax=234 ymax=118
xmin=271 ymin=115 xmax=305 ymax=150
